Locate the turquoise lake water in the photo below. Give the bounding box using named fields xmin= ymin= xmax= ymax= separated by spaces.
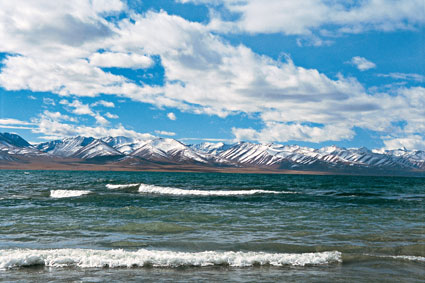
xmin=0 ymin=170 xmax=423 ymax=282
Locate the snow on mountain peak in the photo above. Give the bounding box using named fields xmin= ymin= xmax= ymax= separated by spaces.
xmin=2 ymin=132 xmax=424 ymax=173
xmin=73 ymin=139 xmax=123 ymax=159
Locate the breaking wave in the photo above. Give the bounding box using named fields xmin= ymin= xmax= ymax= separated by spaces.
xmin=379 ymin=255 xmax=425 ymax=262
xmin=106 ymin=184 xmax=140 ymax=189
xmin=138 ymin=183 xmax=293 ymax=196
xmin=0 ymin=249 xmax=341 ymax=269
xmin=50 ymin=190 xmax=91 ymax=199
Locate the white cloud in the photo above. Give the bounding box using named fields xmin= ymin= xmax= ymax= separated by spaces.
xmin=0 ymin=0 xmax=123 ymax=52
xmin=94 ymin=113 xmax=109 ymax=126
xmin=0 ymin=118 xmax=34 ymax=126
xmin=91 ymin=100 xmax=115 ymax=108
xmin=377 ymin=72 xmax=425 ymax=82
xmin=61 ymin=99 xmax=94 ymax=116
xmin=0 ymin=118 xmax=35 ymax=130
xmin=232 ymin=122 xmax=354 ymax=143
xmin=0 ymin=56 xmax=131 ymax=97
xmin=167 ymin=112 xmax=177 ymax=120
xmin=90 ymin=52 xmax=153 ymax=69
xmin=154 ymin=130 xmax=176 ymax=136
xmin=60 ymin=99 xmax=110 ymax=125
xmin=0 ymin=3 xmax=423 ymax=148
xmin=105 ymin=112 xmax=119 ymax=119
xmin=42 ymin=110 xmax=76 ymax=122
xmin=350 ymin=56 xmax=376 ymax=71
xmin=33 ymin=112 xmax=154 ymax=140
xmin=189 ymin=0 xmax=425 ymax=36
xmin=43 ymin=97 xmax=56 ymax=106
xmin=180 ymin=137 xmax=233 ymax=142
xmin=0 ymin=125 xmax=35 ymax=130
xmin=383 ymin=135 xmax=425 ymax=150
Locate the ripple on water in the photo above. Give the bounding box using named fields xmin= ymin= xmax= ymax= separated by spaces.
xmin=92 ymin=222 xmax=194 ymax=234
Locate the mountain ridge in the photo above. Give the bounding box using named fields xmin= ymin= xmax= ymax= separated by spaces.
xmin=1 ymin=132 xmax=424 ymax=176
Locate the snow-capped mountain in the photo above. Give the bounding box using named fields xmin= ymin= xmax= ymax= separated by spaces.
xmin=36 ymin=136 xmax=125 ymax=160
xmin=130 ymin=138 xmax=208 ymax=163
xmin=1 ymin=132 xmax=424 ymax=175
xmin=101 ymin=136 xmax=142 ymax=155
xmin=217 ymin=142 xmax=425 ymax=171
xmin=0 ymin=133 xmax=44 ymax=156
xmin=190 ymin=142 xmax=231 ymax=155
xmin=0 ymin=133 xmax=31 ymax=148
xmin=36 ymin=136 xmax=96 ymax=157
xmin=72 ymin=140 xmax=124 ymax=159
xmin=373 ymin=147 xmax=425 ymax=169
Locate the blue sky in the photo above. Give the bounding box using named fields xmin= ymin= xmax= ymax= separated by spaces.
xmin=0 ymin=0 xmax=424 ymax=150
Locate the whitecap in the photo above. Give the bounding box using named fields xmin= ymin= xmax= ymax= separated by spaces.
xmin=381 ymin=255 xmax=425 ymax=262
xmin=138 ymin=183 xmax=293 ymax=196
xmin=106 ymin=184 xmax=140 ymax=189
xmin=0 ymin=248 xmax=341 ymax=269
xmin=50 ymin=190 xmax=91 ymax=199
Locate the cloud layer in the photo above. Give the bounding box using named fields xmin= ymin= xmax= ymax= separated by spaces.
xmin=0 ymin=0 xmax=424 ymax=149
xmin=186 ymin=0 xmax=425 ymax=36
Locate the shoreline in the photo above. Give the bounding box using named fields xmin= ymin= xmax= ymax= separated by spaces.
xmin=0 ymin=162 xmax=330 ymax=175
xmin=1 ymin=161 xmax=423 ymax=177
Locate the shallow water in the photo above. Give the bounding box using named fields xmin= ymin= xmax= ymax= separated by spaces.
xmin=0 ymin=170 xmax=424 ymax=282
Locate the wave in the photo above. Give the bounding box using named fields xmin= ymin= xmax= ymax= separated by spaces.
xmin=106 ymin=183 xmax=295 ymax=196
xmin=107 ymin=183 xmax=287 ymax=195
xmin=138 ymin=183 xmax=292 ymax=196
xmin=379 ymin=255 xmax=425 ymax=262
xmin=106 ymin=184 xmax=140 ymax=189
xmin=50 ymin=190 xmax=91 ymax=199
xmin=0 ymin=249 xmax=341 ymax=269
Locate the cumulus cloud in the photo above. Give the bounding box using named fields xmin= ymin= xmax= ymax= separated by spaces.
xmin=60 ymin=99 xmax=94 ymax=116
xmin=60 ymin=99 xmax=110 ymax=125
xmin=349 ymin=56 xmax=376 ymax=71
xmin=232 ymin=122 xmax=355 ymax=143
xmin=94 ymin=113 xmax=109 ymax=126
xmin=0 ymin=0 xmax=123 ymax=52
xmin=42 ymin=110 xmax=76 ymax=122
xmin=32 ymin=112 xmax=154 ymax=140
xmin=383 ymin=135 xmax=425 ymax=150
xmin=0 ymin=1 xmax=423 ymax=148
xmin=90 ymin=52 xmax=153 ymax=69
xmin=186 ymin=0 xmax=425 ymax=36
xmin=167 ymin=112 xmax=177 ymax=120
xmin=91 ymin=100 xmax=115 ymax=108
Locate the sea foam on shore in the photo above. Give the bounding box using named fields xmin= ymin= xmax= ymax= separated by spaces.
xmin=0 ymin=248 xmax=342 ymax=269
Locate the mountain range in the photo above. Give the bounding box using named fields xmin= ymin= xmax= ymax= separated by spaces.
xmin=0 ymin=132 xmax=424 ymax=176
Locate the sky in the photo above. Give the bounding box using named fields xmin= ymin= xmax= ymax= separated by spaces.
xmin=0 ymin=0 xmax=424 ymax=150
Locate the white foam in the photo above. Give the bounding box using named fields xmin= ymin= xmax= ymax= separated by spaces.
xmin=106 ymin=184 xmax=140 ymax=189
xmin=138 ymin=183 xmax=293 ymax=196
xmin=0 ymin=248 xmax=341 ymax=269
xmin=50 ymin=190 xmax=91 ymax=199
xmin=383 ymin=255 xmax=425 ymax=262
xmin=139 ymin=184 xmax=292 ymax=196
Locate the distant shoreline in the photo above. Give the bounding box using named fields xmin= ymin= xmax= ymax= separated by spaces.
xmin=0 ymin=162 xmax=329 ymax=175
xmin=1 ymin=161 xmax=423 ymax=177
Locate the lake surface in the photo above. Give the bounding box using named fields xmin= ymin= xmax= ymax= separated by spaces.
xmin=0 ymin=170 xmax=423 ymax=282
